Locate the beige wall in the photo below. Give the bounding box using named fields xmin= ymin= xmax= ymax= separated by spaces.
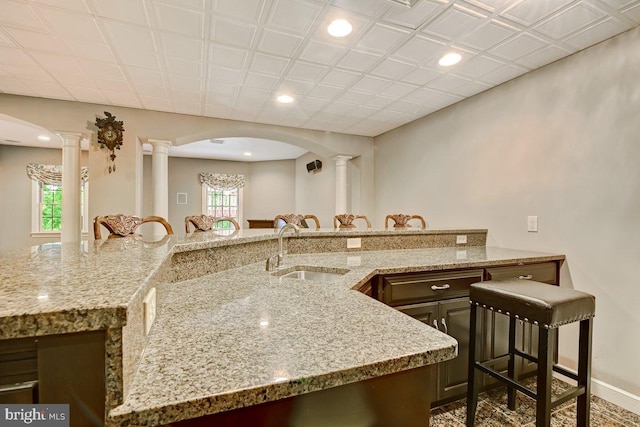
xmin=295 ymin=152 xmax=336 ymax=229
xmin=0 ymin=145 xmax=88 ymax=251
xmin=0 ymin=95 xmax=374 ymax=230
xmin=142 ymin=156 xmax=295 ymax=232
xmin=375 ymin=27 xmax=640 ymax=402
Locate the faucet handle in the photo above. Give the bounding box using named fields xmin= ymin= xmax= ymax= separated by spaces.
xmin=265 ymin=254 xmax=279 ymax=271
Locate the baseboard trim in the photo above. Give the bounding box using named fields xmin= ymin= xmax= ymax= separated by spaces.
xmin=553 ymin=367 xmax=640 ymax=416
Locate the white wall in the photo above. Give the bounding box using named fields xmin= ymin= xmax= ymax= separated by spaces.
xmin=295 ymin=153 xmax=336 ymax=228
xmin=0 ymin=145 xmax=88 ymax=251
xmin=142 ymin=156 xmax=295 ymax=232
xmin=375 ymin=27 xmax=640 ymax=404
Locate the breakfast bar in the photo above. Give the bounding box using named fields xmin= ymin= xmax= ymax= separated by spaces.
xmin=0 ymin=229 xmax=565 ymax=426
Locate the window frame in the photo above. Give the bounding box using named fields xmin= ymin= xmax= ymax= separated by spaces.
xmin=31 ymin=180 xmax=89 ymax=238
xmin=200 ymin=184 xmax=243 ymax=229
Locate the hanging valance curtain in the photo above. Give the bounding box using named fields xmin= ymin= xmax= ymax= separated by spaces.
xmin=199 ymin=173 xmax=245 ymax=190
xmin=26 ymin=164 xmax=89 ymax=186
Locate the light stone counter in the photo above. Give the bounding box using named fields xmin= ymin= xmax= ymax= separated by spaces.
xmin=0 ymin=229 xmax=565 ymax=427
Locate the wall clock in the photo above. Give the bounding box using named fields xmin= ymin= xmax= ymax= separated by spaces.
xmin=95 ymin=111 xmax=125 ymax=174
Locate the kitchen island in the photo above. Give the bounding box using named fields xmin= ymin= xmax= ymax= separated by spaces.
xmin=0 ymin=228 xmax=564 ymax=426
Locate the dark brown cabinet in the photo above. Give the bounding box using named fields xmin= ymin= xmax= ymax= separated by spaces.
xmin=376 ymin=261 xmax=560 ymax=406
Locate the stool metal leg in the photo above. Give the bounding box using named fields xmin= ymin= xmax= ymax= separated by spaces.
xmin=466 ymin=303 xmax=479 ymax=427
xmin=536 ymin=326 xmax=554 ymax=427
xmin=507 ymin=316 xmax=518 ymax=410
xmin=577 ymin=318 xmax=593 ymax=427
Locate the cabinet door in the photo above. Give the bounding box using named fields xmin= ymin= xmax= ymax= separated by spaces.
xmin=437 ymin=298 xmax=471 ymax=402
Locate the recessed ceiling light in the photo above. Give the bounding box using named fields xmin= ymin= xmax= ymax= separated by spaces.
xmin=277 ymin=94 xmax=294 ymax=104
xmin=439 ymin=52 xmax=462 ymax=67
xmin=327 ymin=19 xmax=352 ymax=37
xmin=244 ymin=152 xmax=252 ymax=156
xmin=38 ymin=135 xmax=51 ymax=141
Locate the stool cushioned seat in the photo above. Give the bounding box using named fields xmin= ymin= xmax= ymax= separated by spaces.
xmin=470 ymin=279 xmax=595 ymax=329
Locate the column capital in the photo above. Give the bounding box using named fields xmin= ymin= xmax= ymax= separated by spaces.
xmin=148 ymin=139 xmax=172 ymax=148
xmin=332 ymin=155 xmax=353 ymax=164
xmin=55 ymin=131 xmax=84 ymax=147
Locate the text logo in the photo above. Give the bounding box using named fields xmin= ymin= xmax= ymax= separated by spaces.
xmin=1 ymin=405 xmax=69 ymax=427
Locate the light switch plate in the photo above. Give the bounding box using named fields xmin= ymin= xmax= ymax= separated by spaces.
xmin=527 ymin=216 xmax=538 ymax=232
xmin=143 ymin=287 xmax=157 ymax=336
xmin=456 ymin=235 xmax=467 ymax=244
xmin=347 ymin=238 xmax=361 ymax=249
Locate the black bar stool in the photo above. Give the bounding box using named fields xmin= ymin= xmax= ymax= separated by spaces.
xmin=466 ymin=279 xmax=595 ymax=427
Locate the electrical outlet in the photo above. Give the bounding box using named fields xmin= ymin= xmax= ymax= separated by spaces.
xmin=527 ymin=216 xmax=538 ymax=232
xmin=143 ymin=287 xmax=157 ymax=336
xmin=456 ymin=235 xmax=467 ymax=244
xmin=347 ymin=238 xmax=361 ymax=249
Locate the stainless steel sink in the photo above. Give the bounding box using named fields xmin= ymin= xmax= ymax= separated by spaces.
xmin=275 ymin=267 xmax=349 ymax=282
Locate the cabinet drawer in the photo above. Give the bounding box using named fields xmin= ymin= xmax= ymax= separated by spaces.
xmin=382 ymin=269 xmax=483 ymax=306
xmin=485 ymin=262 xmax=557 ymax=285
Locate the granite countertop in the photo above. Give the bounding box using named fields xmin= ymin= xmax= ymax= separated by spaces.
xmin=108 ymin=245 xmax=564 ymax=426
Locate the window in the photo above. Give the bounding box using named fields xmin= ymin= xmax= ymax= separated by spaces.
xmin=201 ymin=185 xmax=242 ymax=229
xmin=31 ymin=181 xmax=89 ymax=236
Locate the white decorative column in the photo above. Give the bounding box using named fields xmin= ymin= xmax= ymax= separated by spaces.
xmin=149 ymin=139 xmax=171 ymax=234
xmin=58 ymin=132 xmax=83 ymax=243
xmin=333 ymin=155 xmax=352 ymax=215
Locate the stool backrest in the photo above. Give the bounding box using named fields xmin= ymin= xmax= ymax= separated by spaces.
xmin=334 ymin=214 xmax=371 ymax=229
xmin=274 ymin=214 xmax=320 ymax=229
xmin=185 ymin=215 xmax=240 ymax=233
xmin=385 ymin=214 xmax=426 ymax=230
xmin=94 ymin=214 xmax=174 ymax=239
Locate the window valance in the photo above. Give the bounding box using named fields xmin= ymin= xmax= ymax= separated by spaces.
xmin=26 ymin=164 xmax=89 ymax=186
xmin=199 ymin=173 xmax=245 ymax=190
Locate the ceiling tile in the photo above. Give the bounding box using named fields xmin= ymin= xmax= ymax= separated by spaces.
xmin=391 ymin=35 xmax=446 ymax=65
xmin=337 ymin=50 xmax=381 ymax=72
xmin=155 ymin=0 xmax=206 ymax=11
xmin=127 ymin=67 xmax=165 ymax=86
xmin=77 ymin=59 xmax=126 ymax=81
xmin=2 ymin=62 xmax=52 ymax=82
xmin=563 ymin=17 xmax=631 ymax=50
xmin=279 ymin=78 xmax=314 ymax=95
xmin=136 ymin=84 xmax=168 ymax=97
xmin=298 ymin=96 xmax=329 ymax=109
xmin=534 ymin=3 xmax=607 ymax=40
xmin=37 ymin=6 xmax=105 ymax=42
xmin=0 ymin=76 xmax=38 ymax=95
xmin=208 ymin=44 xmax=247 ymax=68
xmin=103 ymin=90 xmax=141 ymax=107
xmin=479 ymin=64 xmax=528 ymax=85
xmin=307 ymin=84 xmax=344 ymax=100
xmin=450 ymin=80 xmax=492 ymax=97
xmin=337 ymin=90 xmax=370 ymax=104
xmin=34 ymin=0 xmax=89 ymax=13
xmin=243 ymin=72 xmax=279 ymax=89
xmin=422 ymin=4 xmax=488 ymax=40
xmin=203 ymin=103 xmax=230 ymax=117
xmin=405 ymin=87 xmax=463 ymax=108
xmin=453 ymin=55 xmax=505 ymax=79
xmin=370 ymin=58 xmax=414 ymax=80
xmin=141 ymin=95 xmax=172 ymax=111
xmin=362 ymin=94 xmax=395 ymax=108
xmin=489 ymin=33 xmax=547 ymax=61
xmin=457 ymin=19 xmax=518 ymax=51
xmin=239 ymin=86 xmax=271 ymax=101
xmin=154 ymin=2 xmax=204 ymax=38
xmin=65 ymin=39 xmax=116 ymax=62
xmin=29 ymin=51 xmax=94 ymax=86
xmin=171 ymin=89 xmax=200 ymax=103
xmin=351 ymin=75 xmax=392 ymax=94
xmin=102 ymin=21 xmax=160 ymax=68
xmin=299 ymin=39 xmax=345 ymax=65
xmin=212 ymin=0 xmax=265 ymax=24
xmin=164 ymin=34 xmax=203 ymax=61
xmin=288 ymin=61 xmax=327 ymax=81
xmin=621 ymin=3 xmax=640 ymax=23
xmin=400 ymin=66 xmax=441 ymax=85
xmin=500 ymin=0 xmax=574 ymax=26
xmin=331 ymin=0 xmax=391 ymax=17
xmin=250 ymin=53 xmax=289 ymax=75
xmin=267 ymin=0 xmax=323 ymax=36
xmin=166 ymin=57 xmax=202 ymax=77
xmin=210 ymin=17 xmax=256 ymax=48
xmin=258 ymin=29 xmax=303 ymax=57
xmin=66 ymin=85 xmax=107 ymax=102
xmin=427 ymin=74 xmax=472 ymax=92
xmin=5 ymin=28 xmax=73 ymax=55
xmin=381 ymin=0 xmax=445 ymax=30
xmin=167 ymin=74 xmax=201 ymax=91
xmin=93 ymin=79 xmax=133 ymax=92
xmin=323 ymin=101 xmax=358 ymax=114
xmin=464 ymin=0 xmax=512 ymax=14
xmin=93 ymin=0 xmax=148 ymax=26
xmin=0 ymin=1 xmax=48 ymax=31
xmin=0 ymin=46 xmax=36 ymax=65
xmin=379 ymin=81 xmax=418 ymax=98
xmin=386 ymin=99 xmax=423 ymax=114
xmin=0 ymin=31 xmax=16 ymax=47
xmin=208 ymin=64 xmax=243 ymax=84
xmin=206 ymin=81 xmax=238 ymax=97
xmin=356 ymin=23 xmax=410 ymax=55
xmin=26 ymin=79 xmax=72 ymax=98
xmin=321 ymin=68 xmax=361 ymax=87
xmin=517 ymin=44 xmax=571 ymax=68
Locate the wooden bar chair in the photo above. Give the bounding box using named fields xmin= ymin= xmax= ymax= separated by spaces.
xmin=334 ymin=214 xmax=372 ymax=229
xmin=385 ymin=214 xmax=426 ymax=229
xmin=274 ymin=214 xmax=320 ymax=229
xmin=93 ymin=214 xmax=173 ymax=239
xmin=185 ymin=215 xmax=240 ymax=233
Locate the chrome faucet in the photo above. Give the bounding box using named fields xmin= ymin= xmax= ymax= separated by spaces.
xmin=266 ymin=223 xmax=300 ymax=271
